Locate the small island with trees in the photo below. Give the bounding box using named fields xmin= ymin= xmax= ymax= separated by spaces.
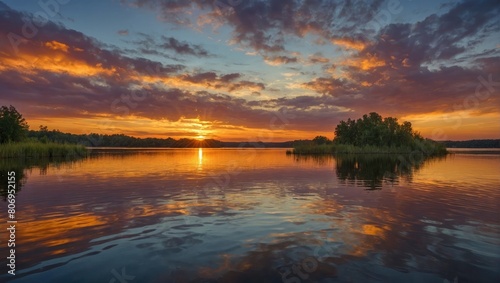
xmin=290 ymin=112 xmax=447 ymax=156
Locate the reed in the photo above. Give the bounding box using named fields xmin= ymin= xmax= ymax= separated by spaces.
xmin=0 ymin=142 xmax=88 ymax=159
xmin=292 ymin=140 xmax=447 ymax=156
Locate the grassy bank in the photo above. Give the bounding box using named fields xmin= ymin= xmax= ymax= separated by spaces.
xmin=290 ymin=140 xmax=447 ymax=156
xmin=0 ymin=142 xmax=88 ymax=159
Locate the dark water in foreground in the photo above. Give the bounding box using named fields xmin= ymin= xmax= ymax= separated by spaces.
xmin=1 ymin=148 xmax=499 ymax=282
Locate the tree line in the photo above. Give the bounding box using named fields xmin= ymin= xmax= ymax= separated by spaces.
xmin=441 ymin=139 xmax=500 ymax=148
xmin=29 ymin=128 xmax=219 ymax=148
xmin=29 ymin=127 xmax=297 ymax=148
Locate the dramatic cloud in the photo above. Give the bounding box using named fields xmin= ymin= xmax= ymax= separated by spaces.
xmin=126 ymin=32 xmax=212 ymax=59
xmin=300 ymin=0 xmax=500 ymax=119
xmin=361 ymin=0 xmax=500 ymax=67
xmin=160 ymin=36 xmax=211 ymax=57
xmin=125 ymin=0 xmax=384 ymax=55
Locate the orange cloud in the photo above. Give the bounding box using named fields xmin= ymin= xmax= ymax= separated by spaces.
xmin=1 ymin=38 xmax=263 ymax=97
xmin=332 ymin=38 xmax=366 ymax=51
xmin=343 ymin=53 xmax=386 ymax=71
xmin=44 ymin=40 xmax=70 ymax=52
xmin=2 ymin=54 xmax=116 ymax=77
xmin=0 ymin=40 xmax=118 ymax=78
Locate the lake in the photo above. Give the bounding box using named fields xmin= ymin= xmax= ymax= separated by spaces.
xmin=1 ymin=148 xmax=499 ymax=283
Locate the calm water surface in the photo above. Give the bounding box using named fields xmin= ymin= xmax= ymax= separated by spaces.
xmin=1 ymin=148 xmax=499 ymax=282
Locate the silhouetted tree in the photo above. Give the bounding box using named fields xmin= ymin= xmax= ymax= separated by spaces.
xmin=334 ymin=112 xmax=422 ymax=148
xmin=0 ymin=105 xmax=29 ymax=143
xmin=313 ymin=135 xmax=330 ymax=145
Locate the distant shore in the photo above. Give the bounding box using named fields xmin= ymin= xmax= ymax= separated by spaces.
xmin=446 ymin=148 xmax=500 ymax=154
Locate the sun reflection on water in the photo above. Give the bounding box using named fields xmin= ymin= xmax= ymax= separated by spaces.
xmin=198 ymin=147 xmax=203 ymax=168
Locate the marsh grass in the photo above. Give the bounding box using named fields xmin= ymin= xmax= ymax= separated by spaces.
xmin=0 ymin=142 xmax=88 ymax=159
xmin=291 ymin=140 xmax=447 ymax=156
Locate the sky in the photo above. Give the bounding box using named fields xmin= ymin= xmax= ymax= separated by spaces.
xmin=0 ymin=0 xmax=499 ymax=141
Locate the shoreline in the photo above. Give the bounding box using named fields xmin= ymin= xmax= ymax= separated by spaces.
xmin=288 ymin=143 xmax=448 ymax=156
xmin=0 ymin=142 xmax=88 ymax=159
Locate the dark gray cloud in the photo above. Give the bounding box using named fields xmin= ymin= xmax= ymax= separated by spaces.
xmin=263 ymin=55 xmax=298 ymax=65
xmin=160 ymin=36 xmax=211 ymax=57
xmin=179 ymin=71 xmax=265 ymax=92
xmin=125 ymin=0 xmax=384 ymax=54
xmin=126 ymin=32 xmax=212 ymax=59
xmin=362 ymin=0 xmax=500 ymax=68
xmin=308 ymin=53 xmax=330 ymax=64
